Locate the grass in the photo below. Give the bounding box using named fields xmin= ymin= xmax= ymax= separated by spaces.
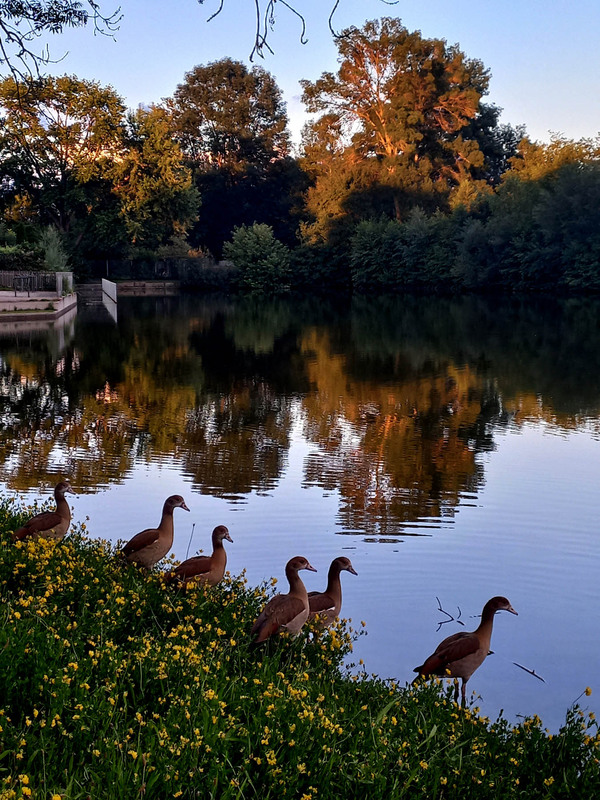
xmin=0 ymin=495 xmax=598 ymax=799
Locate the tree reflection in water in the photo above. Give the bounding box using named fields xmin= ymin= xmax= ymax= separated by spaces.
xmin=1 ymin=293 xmax=600 ymax=537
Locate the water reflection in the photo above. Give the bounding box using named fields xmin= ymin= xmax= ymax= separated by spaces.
xmin=1 ymin=294 xmax=600 ymax=535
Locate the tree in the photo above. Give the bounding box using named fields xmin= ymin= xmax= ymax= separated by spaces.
xmin=171 ymin=57 xmax=289 ymax=168
xmin=505 ymin=134 xmax=600 ymax=182
xmin=0 ymin=1 xmax=121 ymax=80
xmin=301 ymin=17 xmax=491 ymax=227
xmin=461 ymin=103 xmax=525 ymax=186
xmin=170 ymin=58 xmax=304 ymax=257
xmin=224 ymin=222 xmax=291 ymax=294
xmin=111 ymin=105 xmax=199 ymax=250
xmin=0 ymin=74 xmax=126 ymax=235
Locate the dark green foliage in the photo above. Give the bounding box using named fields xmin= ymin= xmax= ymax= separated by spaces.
xmin=189 ymin=157 xmax=308 ymax=259
xmin=331 ymin=157 xmax=600 ymax=295
xmin=289 ymin=242 xmax=352 ymax=293
xmin=452 ymin=162 xmax=600 ymax=292
xmin=223 ymin=223 xmax=291 ymax=294
xmin=350 ymin=212 xmax=462 ymax=292
xmin=0 ymin=244 xmax=43 ymax=270
xmin=170 ymin=58 xmax=303 ymax=259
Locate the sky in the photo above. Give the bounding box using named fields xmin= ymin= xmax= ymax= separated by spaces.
xmin=39 ymin=0 xmax=600 ymax=147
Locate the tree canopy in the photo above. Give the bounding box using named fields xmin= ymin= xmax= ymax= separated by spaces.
xmin=300 ymin=17 xmax=492 ymax=232
xmin=112 ymin=105 xmax=199 ymax=249
xmin=0 ymin=73 xmax=125 ymax=232
xmin=171 ymin=57 xmax=289 ymax=168
xmin=169 ymin=57 xmax=303 ymax=257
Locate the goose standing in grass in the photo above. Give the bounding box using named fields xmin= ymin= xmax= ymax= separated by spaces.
xmin=251 ymin=556 xmax=317 ymax=643
xmin=12 ymin=480 xmax=76 ymax=542
xmin=413 ymin=595 xmax=518 ymax=705
xmin=121 ymin=495 xmax=189 ymax=569
xmin=166 ymin=525 xmax=233 ymax=586
xmin=308 ymin=556 xmax=357 ymax=627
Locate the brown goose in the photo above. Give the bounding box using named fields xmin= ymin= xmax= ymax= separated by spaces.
xmin=251 ymin=556 xmax=317 ymax=643
xmin=121 ymin=495 xmax=189 ymax=569
xmin=308 ymin=556 xmax=357 ymax=627
xmin=12 ymin=480 xmax=76 ymax=542
xmin=166 ymin=525 xmax=233 ymax=586
xmin=413 ymin=596 xmax=518 ymax=705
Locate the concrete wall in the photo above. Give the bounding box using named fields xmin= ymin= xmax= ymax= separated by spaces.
xmin=101 ymin=279 xmax=118 ymax=303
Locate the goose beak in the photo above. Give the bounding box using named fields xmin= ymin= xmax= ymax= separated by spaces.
xmin=305 ymin=562 xmax=317 ymax=573
xmin=181 ymin=501 xmax=190 ymax=512
xmin=225 ymin=532 xmax=233 ymax=543
xmin=507 ymin=604 xmax=518 ymax=615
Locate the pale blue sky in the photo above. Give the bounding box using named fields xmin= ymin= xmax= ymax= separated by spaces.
xmin=44 ymin=0 xmax=600 ymax=146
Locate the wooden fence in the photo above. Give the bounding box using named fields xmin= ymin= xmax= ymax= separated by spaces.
xmin=0 ymin=270 xmax=73 ymax=295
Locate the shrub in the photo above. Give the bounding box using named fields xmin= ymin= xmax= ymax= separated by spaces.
xmin=40 ymin=226 xmax=70 ymax=272
xmin=224 ymin=223 xmax=291 ymax=294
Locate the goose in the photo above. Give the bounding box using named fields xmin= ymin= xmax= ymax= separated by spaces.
xmin=12 ymin=480 xmax=76 ymax=542
xmin=308 ymin=556 xmax=357 ymax=626
xmin=413 ymin=595 xmax=517 ymax=704
xmin=251 ymin=556 xmax=317 ymax=643
xmin=166 ymin=525 xmax=233 ymax=586
xmin=121 ymin=495 xmax=189 ymax=569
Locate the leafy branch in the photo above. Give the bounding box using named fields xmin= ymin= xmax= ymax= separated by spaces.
xmin=0 ymin=1 xmax=122 ymax=82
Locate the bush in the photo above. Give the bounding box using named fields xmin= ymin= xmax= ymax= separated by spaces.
xmin=0 ymin=222 xmax=17 ymax=246
xmin=289 ymin=242 xmax=352 ymax=293
xmin=40 ymin=226 xmax=70 ymax=272
xmin=0 ymin=244 xmax=44 ymax=270
xmin=224 ymin=223 xmax=291 ymax=294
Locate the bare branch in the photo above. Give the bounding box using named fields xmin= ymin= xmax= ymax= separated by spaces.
xmin=204 ymin=0 xmax=225 ymax=23
xmin=198 ymin=0 xmax=397 ymax=60
xmin=435 ymin=596 xmax=466 ymax=632
xmin=513 ymin=662 xmax=546 ymax=683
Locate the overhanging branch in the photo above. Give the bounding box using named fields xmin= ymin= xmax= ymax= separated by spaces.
xmin=0 ymin=1 xmax=122 ymax=82
xmin=198 ymin=0 xmax=398 ymax=60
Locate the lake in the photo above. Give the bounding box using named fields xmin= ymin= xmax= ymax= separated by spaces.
xmin=1 ymin=291 xmax=599 ymax=731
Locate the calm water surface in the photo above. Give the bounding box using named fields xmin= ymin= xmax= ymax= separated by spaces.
xmin=1 ymin=293 xmax=599 ymax=730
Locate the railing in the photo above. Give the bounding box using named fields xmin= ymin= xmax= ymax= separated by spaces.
xmin=0 ymin=270 xmax=73 ymax=296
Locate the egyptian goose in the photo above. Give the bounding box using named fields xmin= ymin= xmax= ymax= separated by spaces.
xmin=121 ymin=495 xmax=189 ymax=569
xmin=308 ymin=556 xmax=357 ymax=626
xmin=251 ymin=556 xmax=317 ymax=643
xmin=12 ymin=480 xmax=76 ymax=542
xmin=413 ymin=595 xmax=518 ymax=704
xmin=166 ymin=525 xmax=233 ymax=586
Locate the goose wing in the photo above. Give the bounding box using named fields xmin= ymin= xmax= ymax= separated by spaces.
xmin=415 ymin=631 xmax=479 ymax=675
xmin=13 ymin=511 xmax=64 ymax=540
xmin=308 ymin=591 xmax=335 ymax=614
xmin=122 ymin=528 xmax=159 ymax=556
xmin=174 ymin=555 xmax=211 ymax=580
xmin=252 ymin=594 xmax=306 ymax=640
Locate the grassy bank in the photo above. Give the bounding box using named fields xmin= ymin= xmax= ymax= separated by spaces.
xmin=0 ymin=497 xmax=598 ymax=799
